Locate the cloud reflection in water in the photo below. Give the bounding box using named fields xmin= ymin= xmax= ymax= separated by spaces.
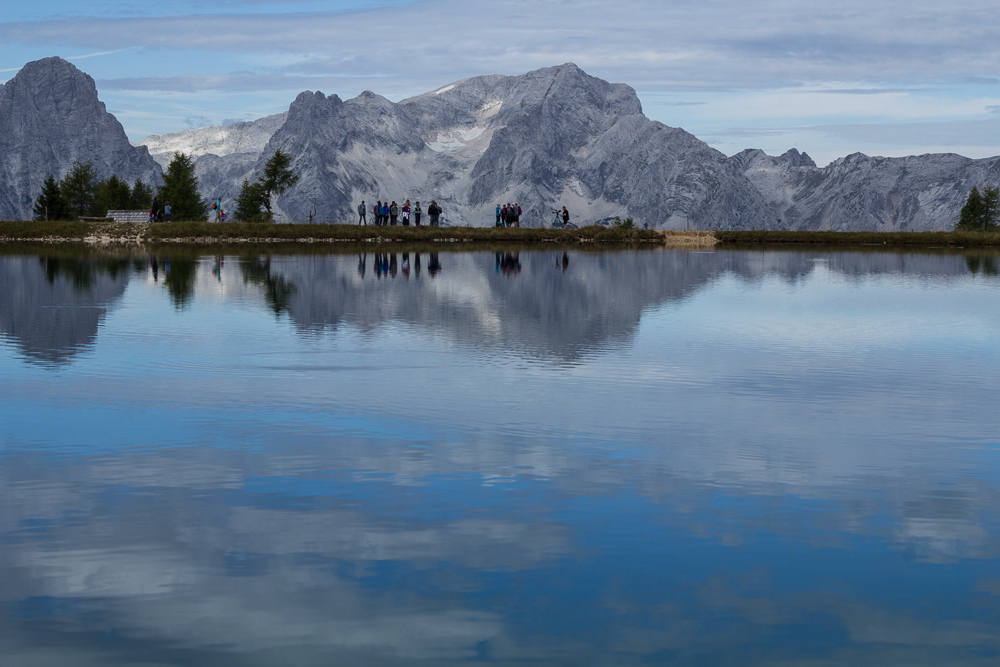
xmin=2 ymin=248 xmax=999 ymax=664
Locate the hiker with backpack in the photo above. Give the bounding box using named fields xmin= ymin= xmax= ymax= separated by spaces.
xmin=428 ymin=201 xmax=442 ymax=226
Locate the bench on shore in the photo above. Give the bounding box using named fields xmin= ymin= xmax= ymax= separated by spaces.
xmin=106 ymin=210 xmax=152 ymax=223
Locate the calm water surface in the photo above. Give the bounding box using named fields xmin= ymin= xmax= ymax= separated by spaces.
xmin=1 ymin=247 xmax=999 ymax=665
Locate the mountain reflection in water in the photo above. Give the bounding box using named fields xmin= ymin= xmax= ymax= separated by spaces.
xmin=1 ymin=247 xmax=999 ymax=665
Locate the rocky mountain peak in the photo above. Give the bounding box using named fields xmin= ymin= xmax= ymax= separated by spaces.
xmin=0 ymin=56 xmax=161 ymax=221
xmin=284 ymin=91 xmax=344 ymax=129
xmin=3 ymin=57 xmax=103 ymax=126
xmin=777 ymin=149 xmax=816 ymax=168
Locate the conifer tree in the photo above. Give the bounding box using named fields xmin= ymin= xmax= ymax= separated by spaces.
xmin=260 ymin=150 xmax=299 ymax=219
xmin=234 ymin=179 xmax=267 ymax=222
xmin=92 ymin=175 xmax=133 ymax=216
xmin=957 ymin=185 xmax=1000 ymax=231
xmin=60 ymin=161 xmax=98 ymax=218
xmin=983 ymin=186 xmax=1000 ymax=231
xmin=129 ymin=179 xmax=153 ymax=210
xmin=158 ymin=152 xmax=207 ymax=221
xmin=229 ymin=150 xmax=300 ymax=222
xmin=33 ymin=174 xmax=69 ymax=221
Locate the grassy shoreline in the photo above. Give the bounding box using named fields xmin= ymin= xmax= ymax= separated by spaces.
xmin=0 ymin=221 xmax=709 ymax=246
xmin=715 ymin=229 xmax=1000 ymax=247
xmin=2 ymin=221 xmax=999 ymax=248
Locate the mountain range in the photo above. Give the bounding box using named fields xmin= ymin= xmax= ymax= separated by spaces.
xmin=2 ymin=56 xmax=999 ymax=230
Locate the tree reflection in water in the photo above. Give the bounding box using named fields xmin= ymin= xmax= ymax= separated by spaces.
xmin=240 ymin=255 xmax=297 ymax=316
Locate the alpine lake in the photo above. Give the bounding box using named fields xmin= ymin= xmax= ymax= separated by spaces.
xmin=1 ymin=242 xmax=999 ymax=666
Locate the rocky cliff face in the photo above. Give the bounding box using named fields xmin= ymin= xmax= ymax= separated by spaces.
xmin=732 ymin=148 xmax=1000 ymax=231
xmin=0 ymin=57 xmax=161 ymax=221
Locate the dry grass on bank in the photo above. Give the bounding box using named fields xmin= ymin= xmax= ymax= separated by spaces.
xmin=716 ymin=230 xmax=1000 ymax=247
xmin=0 ymin=221 xmax=665 ymax=245
xmin=5 ymin=221 xmax=1000 ymax=248
xmin=659 ymin=230 xmax=718 ymax=246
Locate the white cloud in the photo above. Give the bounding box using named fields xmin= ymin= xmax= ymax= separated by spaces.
xmin=7 ymin=1 xmax=1000 ymax=88
xmin=5 ymin=0 xmax=1000 ymax=159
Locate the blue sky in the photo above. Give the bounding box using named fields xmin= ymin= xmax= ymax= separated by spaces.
xmin=3 ymin=0 xmax=1000 ymax=166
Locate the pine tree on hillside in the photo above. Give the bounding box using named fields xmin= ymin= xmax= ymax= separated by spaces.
xmin=957 ymin=185 xmax=1000 ymax=231
xmin=33 ymin=175 xmax=70 ymax=221
xmin=60 ymin=161 xmax=98 ymax=218
xmin=234 ymin=179 xmax=267 ymax=222
xmin=230 ymin=151 xmax=299 ymax=222
xmin=130 ymin=179 xmax=153 ymax=210
xmin=92 ymin=175 xmax=133 ymax=217
xmin=158 ymin=152 xmax=206 ymax=221
xmin=260 ymin=150 xmax=300 ymax=219
xmin=983 ymin=186 xmax=1000 ymax=230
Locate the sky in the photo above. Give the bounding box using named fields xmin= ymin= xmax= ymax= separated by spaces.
xmin=2 ymin=0 xmax=1000 ymax=167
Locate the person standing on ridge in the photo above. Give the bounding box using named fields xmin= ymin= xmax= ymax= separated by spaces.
xmin=358 ymin=200 xmax=367 ymax=225
xmin=390 ymin=201 xmax=399 ymax=226
xmin=496 ymin=204 xmax=502 ymax=227
xmin=561 ymin=206 xmax=569 ymax=228
xmin=402 ymin=200 xmax=411 ymax=226
xmin=414 ymin=201 xmax=422 ymax=227
xmin=150 ymin=196 xmax=160 ymax=222
xmin=375 ymin=200 xmax=382 ymax=225
xmin=164 ymin=201 xmax=171 ymax=222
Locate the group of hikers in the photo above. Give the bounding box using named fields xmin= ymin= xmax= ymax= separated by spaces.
xmin=148 ymin=196 xmax=172 ymax=222
xmin=357 ymin=199 xmax=570 ymax=228
xmin=495 ymin=204 xmax=570 ymax=228
xmin=496 ymin=203 xmax=523 ymax=227
xmin=153 ymin=194 xmax=574 ymax=227
xmin=358 ymin=200 xmax=443 ymax=226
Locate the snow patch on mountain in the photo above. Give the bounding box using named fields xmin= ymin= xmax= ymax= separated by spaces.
xmin=137 ymin=113 xmax=287 ymax=168
xmin=478 ymin=100 xmax=502 ymax=118
xmin=425 ymin=125 xmax=490 ymax=153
